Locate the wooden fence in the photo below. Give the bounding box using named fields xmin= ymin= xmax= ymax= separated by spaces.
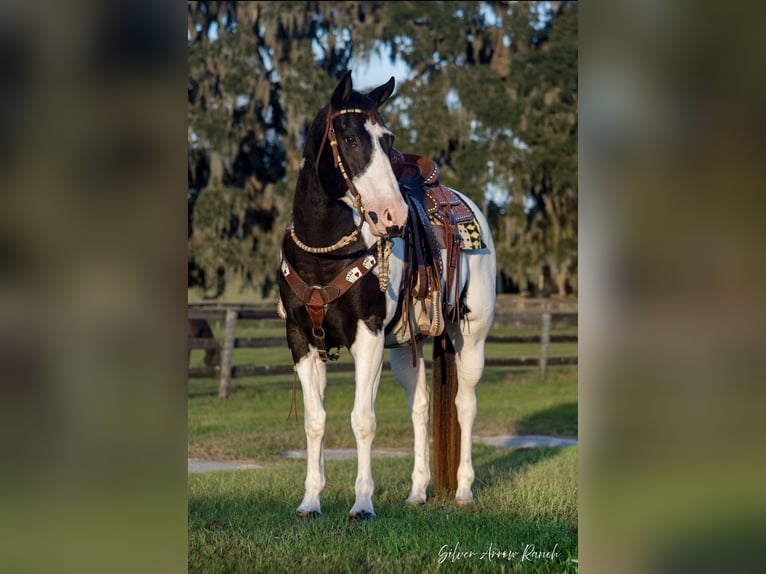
xmin=188 ymin=301 xmax=577 ymax=399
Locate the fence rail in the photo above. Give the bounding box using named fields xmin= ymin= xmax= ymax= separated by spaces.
xmin=188 ymin=305 xmax=578 ymax=326
xmin=188 ymin=302 xmax=577 ymax=398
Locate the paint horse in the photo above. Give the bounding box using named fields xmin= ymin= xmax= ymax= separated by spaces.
xmin=278 ymin=71 xmax=496 ymax=520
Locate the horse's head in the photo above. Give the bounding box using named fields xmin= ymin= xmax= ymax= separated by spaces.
xmin=314 ymin=71 xmax=408 ymax=238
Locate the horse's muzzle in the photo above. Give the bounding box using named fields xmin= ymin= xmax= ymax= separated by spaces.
xmin=364 ymin=200 xmax=408 ymax=237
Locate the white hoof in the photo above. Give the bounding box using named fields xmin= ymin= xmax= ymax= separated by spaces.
xmin=406 ymin=489 xmax=427 ymax=505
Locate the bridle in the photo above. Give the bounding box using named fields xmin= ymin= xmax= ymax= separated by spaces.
xmin=281 ymin=104 xmax=394 ymax=349
xmin=289 ymin=105 xmax=382 ymax=255
xmin=317 ymin=105 xmax=382 ymax=221
xmin=280 ymin=105 xmax=389 ymax=362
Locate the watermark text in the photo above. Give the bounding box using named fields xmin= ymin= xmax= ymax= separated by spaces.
xmin=438 ymin=542 xmax=561 ymax=564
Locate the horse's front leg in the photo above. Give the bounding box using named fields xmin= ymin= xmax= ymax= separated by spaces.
xmin=348 ymin=320 xmax=384 ymax=520
xmin=390 ymin=343 xmax=430 ymax=505
xmin=294 ymin=345 xmax=328 ymax=516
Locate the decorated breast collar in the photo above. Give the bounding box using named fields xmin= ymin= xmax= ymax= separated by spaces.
xmin=280 ymin=245 xmax=378 ymax=361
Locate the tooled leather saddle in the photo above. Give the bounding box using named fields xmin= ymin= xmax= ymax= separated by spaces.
xmin=385 ymin=148 xmax=485 ymax=358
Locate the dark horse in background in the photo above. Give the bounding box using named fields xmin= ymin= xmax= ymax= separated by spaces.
xmin=278 ymin=71 xmax=496 ymax=520
xmin=187 ymin=319 xmax=221 ymax=368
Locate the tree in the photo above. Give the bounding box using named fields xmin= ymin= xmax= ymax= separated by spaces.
xmin=378 ymin=1 xmax=578 ymax=294
xmin=187 ymin=1 xmax=578 ymax=298
xmin=187 ymin=1 xmax=387 ymax=296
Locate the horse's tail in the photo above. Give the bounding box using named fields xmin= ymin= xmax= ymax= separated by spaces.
xmin=432 ymin=333 xmax=460 ymax=497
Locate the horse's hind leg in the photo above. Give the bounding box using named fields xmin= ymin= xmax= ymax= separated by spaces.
xmin=446 ymin=287 xmax=495 ymax=505
xmin=390 ymin=343 xmax=430 ymax=505
xmin=444 ymin=321 xmax=488 ymax=505
xmin=295 ymin=346 xmax=328 ymax=516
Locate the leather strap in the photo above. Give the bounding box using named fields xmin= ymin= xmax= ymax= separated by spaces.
xmin=405 ymin=193 xmax=444 ymax=277
xmin=317 ymin=106 xmax=380 ymax=221
xmin=280 ymin=243 xmax=378 ymax=361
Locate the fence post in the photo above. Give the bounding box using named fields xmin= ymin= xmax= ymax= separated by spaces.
xmin=218 ymin=309 xmax=238 ymax=399
xmin=539 ymin=302 xmax=551 ymax=379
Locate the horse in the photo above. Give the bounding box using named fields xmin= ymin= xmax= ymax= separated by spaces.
xmin=187 ymin=318 xmax=221 ymax=369
xmin=278 ymin=71 xmax=496 ymax=520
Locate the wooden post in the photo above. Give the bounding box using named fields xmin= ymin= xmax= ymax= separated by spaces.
xmin=432 ymin=335 xmax=460 ymax=497
xmin=218 ymin=309 xmax=238 ymax=399
xmin=540 ymin=303 xmax=551 ymax=379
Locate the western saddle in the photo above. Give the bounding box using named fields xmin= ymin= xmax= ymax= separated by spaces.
xmin=278 ymin=148 xmax=484 ymax=365
xmin=385 ymin=148 xmax=485 ymax=358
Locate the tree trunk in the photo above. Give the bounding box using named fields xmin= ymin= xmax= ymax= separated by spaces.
xmin=555 ymin=261 xmax=569 ymax=296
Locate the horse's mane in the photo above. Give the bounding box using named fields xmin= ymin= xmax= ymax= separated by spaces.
xmin=302 ymin=102 xmax=331 ymax=169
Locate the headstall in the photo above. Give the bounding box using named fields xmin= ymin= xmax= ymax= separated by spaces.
xmin=281 ymin=105 xmax=392 ymax=361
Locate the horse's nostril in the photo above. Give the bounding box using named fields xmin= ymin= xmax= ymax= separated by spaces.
xmin=368 ymin=211 xmax=379 ymax=224
xmin=385 ymin=211 xmax=394 ymax=223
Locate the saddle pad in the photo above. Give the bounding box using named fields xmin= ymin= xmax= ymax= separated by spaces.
xmin=457 ymin=218 xmax=485 ymax=250
xmin=427 ymin=214 xmax=486 ymax=250
xmin=425 ymin=186 xmax=486 ymax=250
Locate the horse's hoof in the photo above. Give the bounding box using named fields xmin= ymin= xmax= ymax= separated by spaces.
xmin=406 ymin=497 xmax=426 ymax=506
xmin=348 ymin=510 xmax=375 ymax=522
xmin=296 ymin=510 xmax=321 ymax=518
xmin=455 ymin=498 xmax=474 ymax=507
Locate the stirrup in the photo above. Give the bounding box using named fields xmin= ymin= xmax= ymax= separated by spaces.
xmin=428 ymin=290 xmax=444 ymax=337
xmin=415 ymin=299 xmax=430 ymax=336
xmin=413 ymin=291 xmax=444 ymax=338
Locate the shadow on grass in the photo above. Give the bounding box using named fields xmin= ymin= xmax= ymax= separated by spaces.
xmin=515 ymin=401 xmax=577 ymax=437
xmin=471 ymin=444 xmax=564 ymax=492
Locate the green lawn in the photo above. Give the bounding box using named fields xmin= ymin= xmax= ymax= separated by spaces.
xmin=188 ymin=366 xmax=577 ymax=463
xmin=189 ymin=361 xmax=578 ymax=572
xmin=189 ymin=446 xmax=577 ymax=573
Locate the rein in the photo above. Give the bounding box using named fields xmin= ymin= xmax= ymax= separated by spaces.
xmin=288 ymin=219 xmax=359 ymax=254
xmin=288 ymin=106 xmax=378 ymax=257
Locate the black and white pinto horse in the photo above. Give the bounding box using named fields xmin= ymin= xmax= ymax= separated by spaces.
xmin=279 ymin=71 xmax=496 ymax=520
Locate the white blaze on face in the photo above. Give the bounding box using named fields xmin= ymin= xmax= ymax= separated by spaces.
xmin=351 ymin=120 xmax=408 ymax=236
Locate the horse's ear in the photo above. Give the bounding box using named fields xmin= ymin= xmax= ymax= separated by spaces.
xmin=367 ymin=76 xmax=396 ymax=109
xmin=331 ymin=70 xmax=354 ymax=109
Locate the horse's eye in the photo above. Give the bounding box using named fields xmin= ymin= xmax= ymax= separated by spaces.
xmin=343 ymin=135 xmax=357 ymax=146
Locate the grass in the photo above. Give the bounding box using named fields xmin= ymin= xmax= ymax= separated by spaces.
xmin=188 ymin=366 xmax=577 ymax=463
xmin=188 ymin=328 xmax=578 ymax=572
xmin=189 ymin=446 xmax=578 ymax=573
